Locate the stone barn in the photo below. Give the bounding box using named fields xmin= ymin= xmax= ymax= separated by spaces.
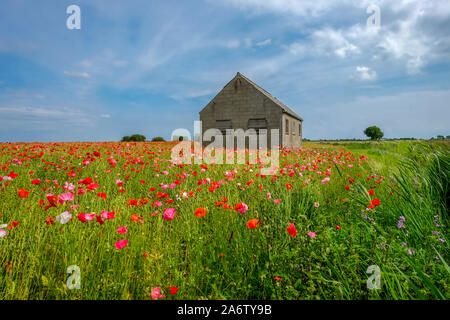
xmin=199 ymin=72 xmax=303 ymax=149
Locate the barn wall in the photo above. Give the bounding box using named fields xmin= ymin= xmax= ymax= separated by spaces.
xmin=200 ymin=76 xmax=283 ymax=149
xmin=281 ymin=113 xmax=302 ymax=148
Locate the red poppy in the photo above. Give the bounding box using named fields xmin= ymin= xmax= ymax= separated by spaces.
xmin=44 ymin=194 xmax=58 ymax=210
xmin=127 ymin=199 xmax=138 ymax=206
xmin=371 ymin=198 xmax=381 ymax=207
xmin=18 ymin=189 xmax=30 ymax=198
xmin=46 ymin=216 xmax=54 ymax=226
xmin=247 ymin=219 xmax=259 ymax=229
xmin=169 ymin=287 xmax=179 ymax=294
xmin=79 ymin=177 xmax=93 ymax=185
xmin=194 ymin=207 xmax=207 ymax=218
xmin=86 ymin=183 xmax=99 ymax=191
xmin=131 ymin=213 xmax=143 ymax=223
xmin=8 ymin=221 xmax=19 ymax=229
xmin=97 ymin=192 xmax=107 ymax=199
xmin=287 ymin=223 xmax=297 ymax=237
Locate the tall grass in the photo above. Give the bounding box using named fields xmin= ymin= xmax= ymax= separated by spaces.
xmin=0 ymin=141 xmax=448 ymax=299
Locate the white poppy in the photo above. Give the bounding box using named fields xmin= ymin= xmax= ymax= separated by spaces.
xmin=56 ymin=211 xmax=72 ymax=224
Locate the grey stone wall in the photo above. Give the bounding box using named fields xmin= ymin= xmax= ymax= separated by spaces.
xmin=200 ymin=74 xmax=302 ymax=149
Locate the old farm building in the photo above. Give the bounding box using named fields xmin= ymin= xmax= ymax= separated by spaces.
xmin=199 ymin=72 xmax=303 ymax=149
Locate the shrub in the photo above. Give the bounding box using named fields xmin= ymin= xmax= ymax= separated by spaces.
xmin=121 ymin=134 xmax=146 ymax=142
xmin=151 ymin=137 xmax=165 ymax=142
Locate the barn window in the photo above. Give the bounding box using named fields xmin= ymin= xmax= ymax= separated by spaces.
xmin=248 ymin=118 xmax=267 ymax=135
xmin=292 ymin=121 xmax=296 ymax=135
xmin=299 ymin=124 xmax=301 ymax=136
xmin=215 ymin=120 xmax=232 ymax=135
xmin=285 ymin=119 xmax=289 ymax=134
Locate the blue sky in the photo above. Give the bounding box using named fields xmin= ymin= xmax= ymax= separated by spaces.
xmin=0 ymin=0 xmax=449 ymax=141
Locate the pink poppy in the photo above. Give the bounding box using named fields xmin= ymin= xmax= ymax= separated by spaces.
xmin=59 ymin=192 xmax=74 ymax=204
xmin=163 ymin=208 xmax=176 ymax=220
xmin=116 ymin=226 xmax=128 ymax=234
xmin=153 ymin=201 xmax=162 ymax=207
xmin=77 ymin=213 xmax=96 ymax=222
xmin=151 ymin=287 xmax=165 ymax=300
xmin=307 ymin=232 xmax=316 ymax=238
xmin=115 ymin=239 xmax=128 ymax=250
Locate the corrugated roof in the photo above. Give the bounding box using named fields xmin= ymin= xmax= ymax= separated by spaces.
xmin=236 ymin=72 xmax=303 ymax=121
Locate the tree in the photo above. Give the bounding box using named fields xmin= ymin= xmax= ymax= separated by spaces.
xmin=151 ymin=137 xmax=165 ymax=142
xmin=121 ymin=134 xmax=146 ymax=142
xmin=364 ymin=126 xmax=384 ymax=140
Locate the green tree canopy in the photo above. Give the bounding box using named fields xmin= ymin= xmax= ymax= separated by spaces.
xmin=364 ymin=126 xmax=384 ymax=140
xmin=151 ymin=137 xmax=165 ymax=142
xmin=121 ymin=134 xmax=146 ymax=142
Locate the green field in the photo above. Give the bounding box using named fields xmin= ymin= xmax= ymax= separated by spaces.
xmin=0 ymin=140 xmax=448 ymax=299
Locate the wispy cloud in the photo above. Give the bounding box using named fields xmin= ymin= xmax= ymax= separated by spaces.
xmin=63 ymin=70 xmax=91 ymax=79
xmin=256 ymin=38 xmax=271 ymax=47
xmin=0 ymin=106 xmax=95 ymax=126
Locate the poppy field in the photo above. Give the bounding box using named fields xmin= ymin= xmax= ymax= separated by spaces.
xmin=0 ymin=140 xmax=448 ymax=300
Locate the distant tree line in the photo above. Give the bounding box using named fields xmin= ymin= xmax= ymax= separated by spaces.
xmin=120 ymin=135 xmax=169 ymax=142
xmin=303 ymin=126 xmax=449 ymax=141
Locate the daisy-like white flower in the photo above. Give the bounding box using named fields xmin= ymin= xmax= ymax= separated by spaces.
xmin=56 ymin=211 xmax=72 ymax=224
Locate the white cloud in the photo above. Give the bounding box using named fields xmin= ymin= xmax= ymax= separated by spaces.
xmin=209 ymin=0 xmax=348 ymax=17
xmin=63 ymin=70 xmax=91 ymax=79
xmin=0 ymin=106 xmax=95 ymax=126
xmin=171 ymin=88 xmax=219 ymax=100
xmin=256 ymin=38 xmax=271 ymax=47
xmin=352 ymin=66 xmax=377 ymax=81
xmin=213 ymin=0 xmax=450 ymax=74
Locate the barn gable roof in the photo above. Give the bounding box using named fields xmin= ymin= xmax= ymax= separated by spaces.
xmin=235 ymin=72 xmax=303 ymax=121
xmin=200 ymin=72 xmax=303 ymax=121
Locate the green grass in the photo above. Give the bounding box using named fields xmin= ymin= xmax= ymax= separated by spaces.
xmin=0 ymin=140 xmax=448 ymax=299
